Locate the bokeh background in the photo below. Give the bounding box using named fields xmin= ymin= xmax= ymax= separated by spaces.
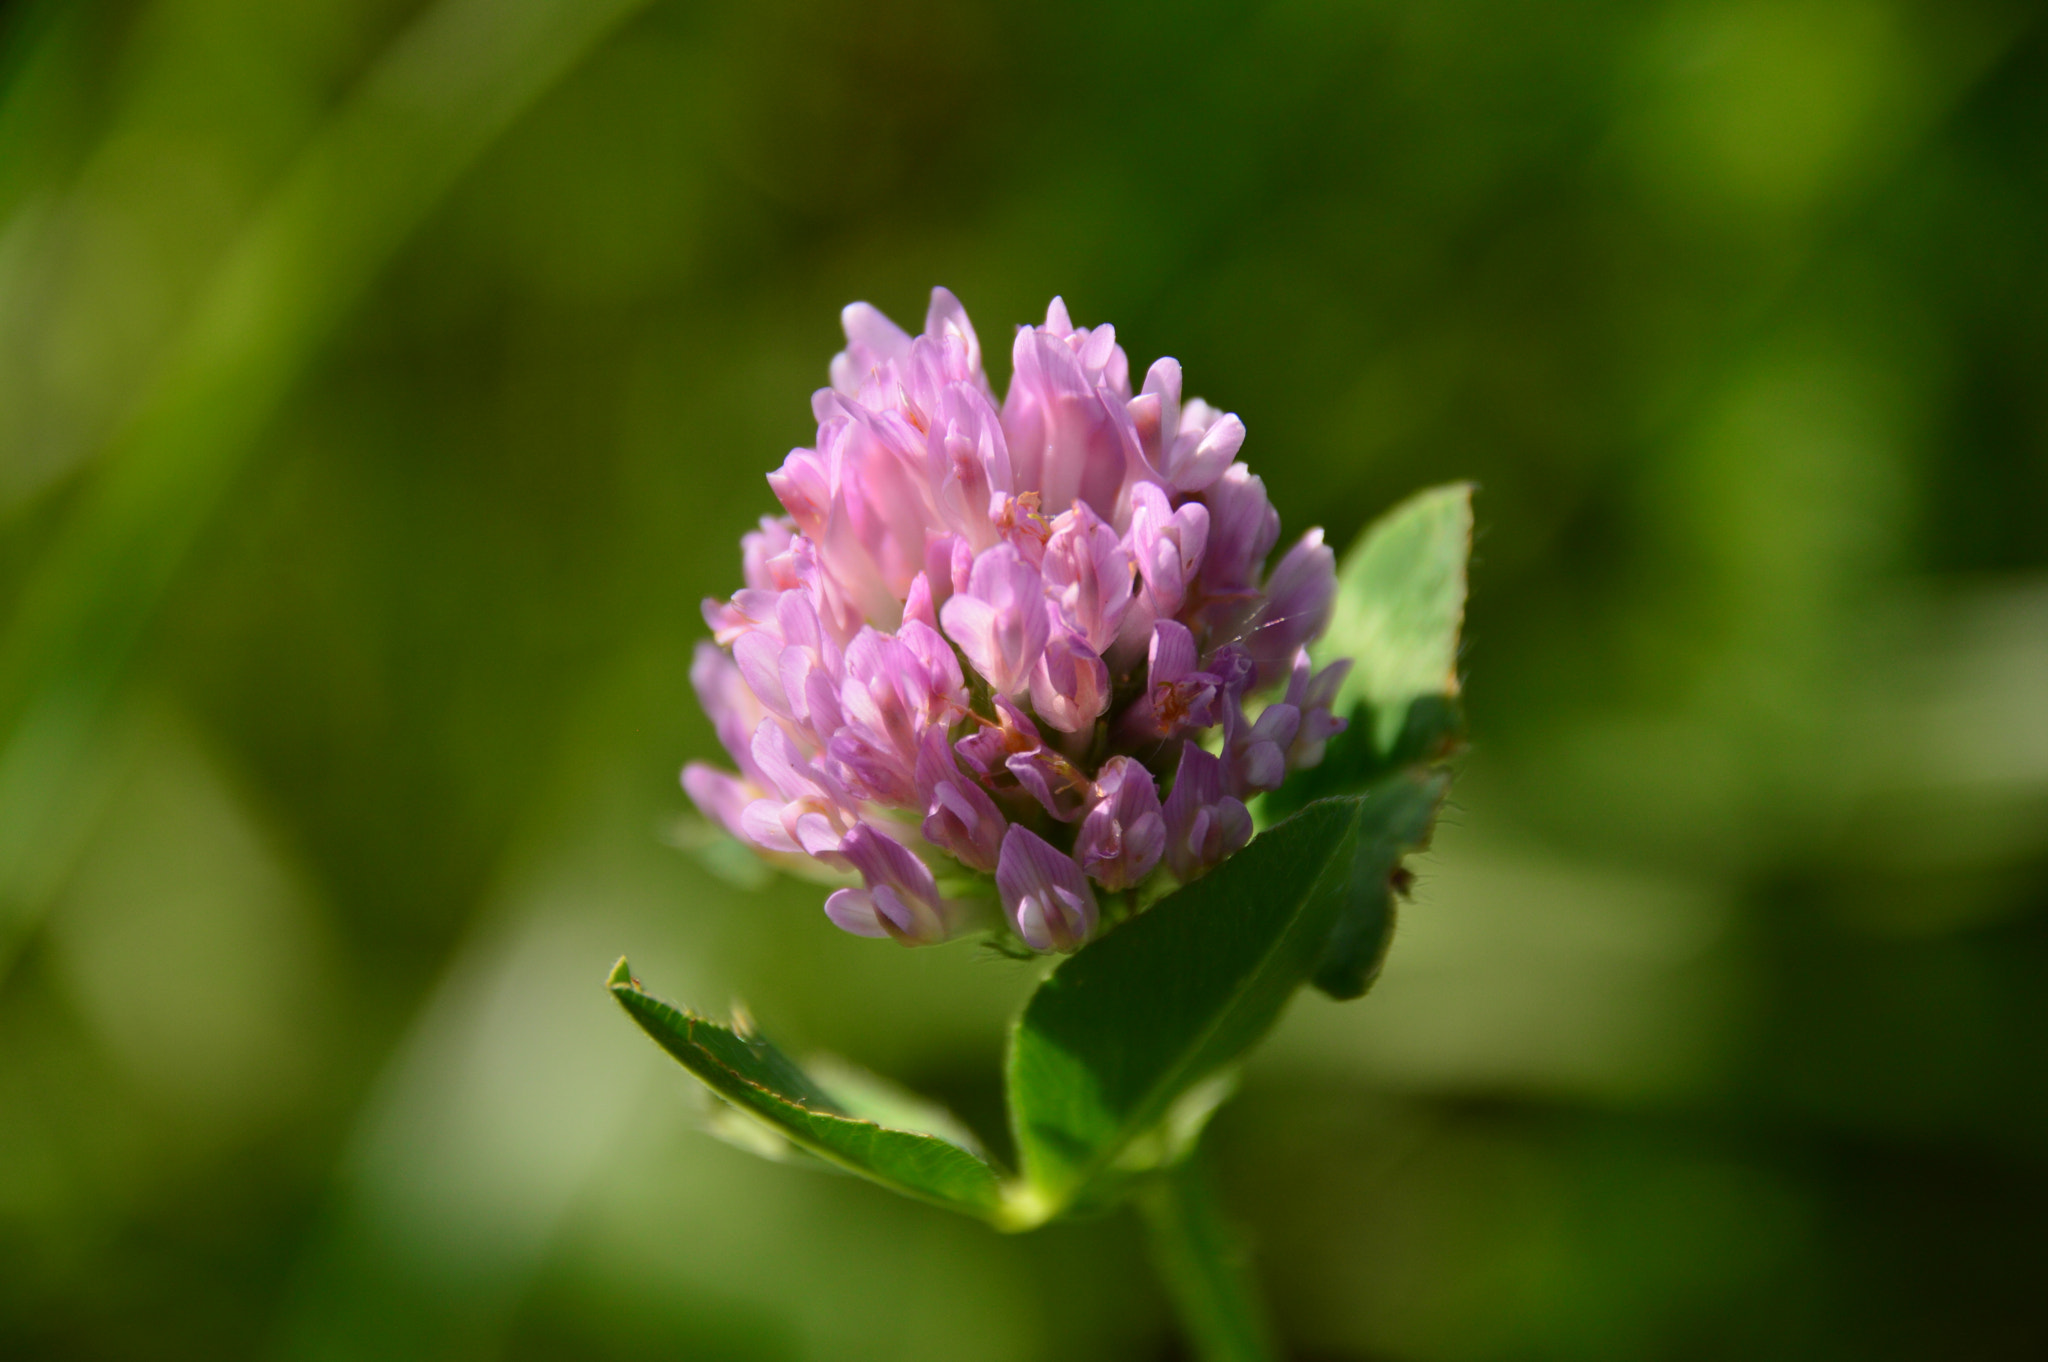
xmin=3 ymin=0 xmax=2046 ymax=1357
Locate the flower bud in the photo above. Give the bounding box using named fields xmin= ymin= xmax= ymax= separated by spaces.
xmin=1041 ymin=501 xmax=1134 ymax=653
xmin=1244 ymin=529 xmax=1336 ymax=688
xmin=1075 ymin=757 xmax=1166 ymax=891
xmin=1030 ymin=627 xmax=1112 ymax=734
xmin=997 ymin=824 xmax=1098 ymax=952
xmin=827 ymin=823 xmax=956 ymax=945
xmin=1161 ymin=744 xmax=1253 ymax=881
xmin=915 ymin=724 xmax=1006 ymax=872
xmin=940 ymin=543 xmax=1050 ymax=697
xmin=1284 ymin=648 xmax=1352 ymax=770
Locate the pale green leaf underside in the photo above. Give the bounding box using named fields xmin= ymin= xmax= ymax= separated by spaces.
xmin=1005 ymin=779 xmax=1446 ymax=1212
xmin=1323 ymin=482 xmax=1474 ymax=750
xmin=609 ymin=961 xmax=1008 ymax=1220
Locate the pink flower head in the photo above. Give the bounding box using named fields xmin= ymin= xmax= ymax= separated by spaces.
xmin=685 ymin=289 xmax=1350 ymax=951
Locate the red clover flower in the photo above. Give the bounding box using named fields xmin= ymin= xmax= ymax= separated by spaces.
xmin=686 ymin=290 xmax=1350 ymax=949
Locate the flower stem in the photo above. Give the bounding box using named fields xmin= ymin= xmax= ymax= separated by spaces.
xmin=1135 ymin=1153 xmax=1278 ymax=1362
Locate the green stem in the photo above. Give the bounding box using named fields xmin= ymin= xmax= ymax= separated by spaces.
xmin=1135 ymin=1154 xmax=1279 ymax=1362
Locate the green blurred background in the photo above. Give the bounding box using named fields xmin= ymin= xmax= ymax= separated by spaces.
xmin=3 ymin=0 xmax=2046 ymax=1356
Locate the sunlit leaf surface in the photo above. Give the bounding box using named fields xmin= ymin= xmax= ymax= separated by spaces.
xmin=1322 ymin=482 xmax=1473 ymax=752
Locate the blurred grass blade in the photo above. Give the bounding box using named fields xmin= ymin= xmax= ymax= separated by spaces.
xmin=0 ymin=0 xmax=657 ymax=975
xmin=608 ymin=960 xmax=1010 ymax=1221
xmin=1005 ymin=780 xmax=1445 ymax=1217
xmin=1323 ymin=482 xmax=1474 ymax=751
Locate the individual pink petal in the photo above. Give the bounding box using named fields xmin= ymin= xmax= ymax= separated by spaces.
xmin=1223 ymin=694 xmax=1300 ymax=799
xmin=924 ymin=286 xmax=983 ymax=378
xmin=823 ymin=888 xmax=893 ymax=938
xmin=1122 ymin=620 xmax=1225 ymax=738
xmin=682 ymin=762 xmax=756 ymax=841
xmin=1244 ymin=528 xmax=1336 ymax=688
xmin=915 ymin=724 xmax=1006 ymax=872
xmin=996 ymin=824 xmax=1098 ymax=952
xmin=690 ymin=641 xmax=773 ymax=783
xmin=1074 ymin=756 xmax=1165 ymax=891
xmin=1284 ymin=649 xmax=1352 ymax=770
xmin=927 ymin=385 xmax=1012 ymax=550
xmin=1131 ymin=357 xmax=1183 ymax=470
xmin=902 ymin=571 xmax=937 ymax=631
xmin=1161 ymin=745 xmax=1254 ymax=881
xmin=741 ymin=516 xmax=802 ymax=592
xmin=939 ymin=543 xmax=1050 ymax=696
xmin=829 ymin=301 xmax=916 ymax=397
xmin=827 ymin=822 xmax=954 ymax=945
xmin=1029 ymin=626 xmax=1112 ymax=734
xmin=732 ymin=631 xmax=792 ymax=720
xmin=1166 ymin=410 xmax=1243 ymax=493
xmin=1002 ymin=309 xmax=1137 ymax=521
xmin=1125 ymin=481 xmax=1209 ymax=620
xmin=1041 ymin=500 xmax=1134 ymax=653
xmin=1197 ymin=462 xmax=1281 ymax=596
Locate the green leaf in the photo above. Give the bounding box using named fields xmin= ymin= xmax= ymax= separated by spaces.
xmin=1306 ymin=799 xmax=1408 ymax=1002
xmin=608 ymin=959 xmax=1008 ymax=1220
xmin=1004 ymin=778 xmax=1445 ymax=1216
xmin=1264 ymin=484 xmax=1470 ymax=998
xmin=803 ymin=1054 xmax=993 ymax=1159
xmin=1259 ymin=702 xmax=1461 ymax=998
xmin=1322 ymin=482 xmax=1474 ymax=752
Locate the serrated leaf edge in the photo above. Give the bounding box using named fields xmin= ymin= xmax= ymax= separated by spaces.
xmin=609 ymin=966 xmax=1039 ymax=1226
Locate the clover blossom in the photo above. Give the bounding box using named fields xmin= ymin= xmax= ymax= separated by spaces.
xmin=686 ymin=289 xmax=1349 ymax=950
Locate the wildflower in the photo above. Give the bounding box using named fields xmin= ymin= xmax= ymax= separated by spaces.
xmin=686 ymin=290 xmax=1349 ymax=950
